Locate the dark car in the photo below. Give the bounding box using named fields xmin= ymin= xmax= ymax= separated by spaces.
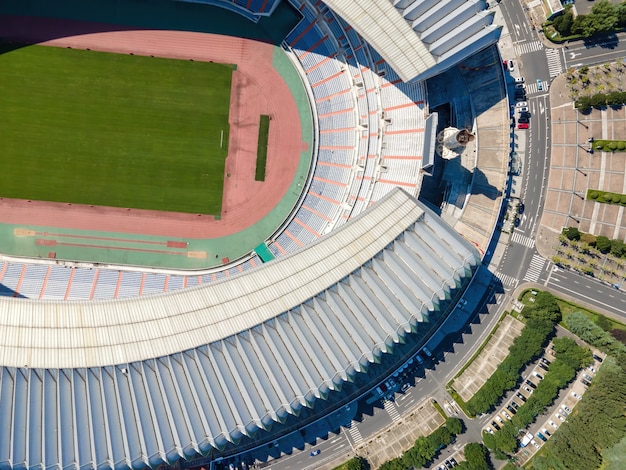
xmin=581 ymin=378 xmax=591 ymax=386
xmin=520 ymin=111 xmax=531 ymax=118
xmin=511 ymin=401 xmax=519 ymax=409
xmin=310 ymin=449 xmax=321 ymax=457
xmin=518 ymin=116 xmax=529 ymax=124
xmin=518 ymin=203 xmax=525 ymax=214
xmin=593 ymin=354 xmax=603 ymax=363
xmin=507 ymin=405 xmax=517 ymax=414
xmin=516 ymin=392 xmax=527 ymax=402
xmin=514 ymin=217 xmax=521 ymax=226
xmin=525 ymin=379 xmax=537 ymax=389
xmin=537 ymin=432 xmax=548 ymax=442
xmin=539 ymin=362 xmax=549 ymax=371
xmin=541 ymin=358 xmax=550 ymax=365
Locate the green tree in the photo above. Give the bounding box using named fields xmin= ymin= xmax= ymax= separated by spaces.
xmin=591 ymin=0 xmax=619 ymax=33
xmin=563 ymin=226 xmax=581 ymax=241
xmin=610 ymin=239 xmax=626 ymax=257
xmin=342 ymin=456 xmax=367 ymax=470
xmin=553 ymin=10 xmax=574 ymax=35
xmin=595 ymin=314 xmax=613 ymax=331
xmin=463 ymin=443 xmax=490 ymax=470
xmin=596 ymin=235 xmax=611 ymax=253
xmin=445 ymin=416 xmax=463 ymax=436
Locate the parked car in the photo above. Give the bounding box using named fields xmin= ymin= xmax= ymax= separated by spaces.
xmin=588 ymin=366 xmax=596 ymax=374
xmin=485 ymin=426 xmax=494 ymax=434
xmin=537 ymin=79 xmax=543 ymax=91
xmin=542 ymin=428 xmax=551 ymax=437
xmin=515 ymin=76 xmax=525 ymax=83
xmin=531 ymin=440 xmax=540 ymax=449
xmin=534 ymin=372 xmax=543 ymax=380
xmin=515 ymin=83 xmax=525 ymax=89
xmin=492 ymin=421 xmax=501 ymax=430
xmin=561 ymin=404 xmax=572 ymax=413
xmin=515 ymin=94 xmax=527 ymax=101
xmin=539 ymin=363 xmax=549 ymax=372
xmin=518 ymin=107 xmax=530 ymax=113
xmin=572 ymin=392 xmax=582 ymax=400
xmin=526 ymin=379 xmax=537 ymax=389
xmin=581 ymin=378 xmax=591 ymax=386
xmin=593 ymin=354 xmax=603 ymax=363
xmin=549 ymin=420 xmax=558 ymax=429
xmin=518 ymin=123 xmax=529 ymax=130
xmin=516 ymin=101 xmax=528 ymax=108
xmin=507 ymin=405 xmax=517 ymax=414
xmin=518 ymin=116 xmax=529 ymax=124
xmin=541 ymin=358 xmax=551 ymax=365
xmin=583 ymin=373 xmax=593 ymax=381
xmin=509 ymin=60 xmax=515 ymax=70
xmin=522 ymin=386 xmax=533 ymax=394
xmin=556 ymin=413 xmax=566 ymax=422
xmin=537 ymin=432 xmax=548 ymax=442
xmin=502 ymin=411 xmax=511 ymax=420
xmin=510 ymin=401 xmax=519 ymax=409
xmin=516 ymin=392 xmax=527 ymax=402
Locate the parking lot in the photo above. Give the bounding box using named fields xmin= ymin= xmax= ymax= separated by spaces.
xmin=452 ymin=315 xmax=524 ymax=402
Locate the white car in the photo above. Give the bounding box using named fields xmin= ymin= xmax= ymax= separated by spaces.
xmin=556 ymin=413 xmax=566 ymax=422
xmin=531 ymin=440 xmax=540 ymax=449
xmin=572 ymin=392 xmax=582 ymax=400
xmin=485 ymin=426 xmax=494 ymax=434
xmin=515 ymin=77 xmax=525 ymax=83
xmin=549 ymin=420 xmax=558 ymax=429
xmin=518 ymin=107 xmax=529 ymax=113
xmin=561 ymin=404 xmax=572 ymax=413
xmin=516 ymin=101 xmax=528 ymax=108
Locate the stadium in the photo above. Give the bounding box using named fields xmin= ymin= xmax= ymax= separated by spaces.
xmin=0 ymin=0 xmax=502 ymax=468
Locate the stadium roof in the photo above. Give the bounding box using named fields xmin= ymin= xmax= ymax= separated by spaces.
xmin=0 ymin=189 xmax=480 ymax=468
xmin=325 ymin=0 xmax=502 ymax=82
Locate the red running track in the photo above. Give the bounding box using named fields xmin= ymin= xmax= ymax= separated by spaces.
xmin=0 ymin=17 xmax=305 ymax=239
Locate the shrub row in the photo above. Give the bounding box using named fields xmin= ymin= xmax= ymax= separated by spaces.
xmin=587 ymin=188 xmax=626 ymax=203
xmin=378 ymin=417 xmax=463 ymax=470
xmin=575 ymin=91 xmax=626 ymax=110
xmin=562 ymin=226 xmax=626 ymax=258
xmin=465 ymin=292 xmax=560 ymax=416
xmin=565 ymin=312 xmax=626 ymax=359
xmin=590 ymin=139 xmax=626 ymax=153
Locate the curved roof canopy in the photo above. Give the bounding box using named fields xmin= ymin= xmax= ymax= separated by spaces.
xmin=324 ymin=0 xmax=501 ymax=82
xmin=0 ymin=189 xmax=480 ymax=469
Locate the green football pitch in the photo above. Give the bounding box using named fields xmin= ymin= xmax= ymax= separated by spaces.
xmin=0 ymin=44 xmax=233 ymax=214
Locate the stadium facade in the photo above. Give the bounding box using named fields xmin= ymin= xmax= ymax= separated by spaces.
xmin=0 ymin=0 xmax=500 ymax=468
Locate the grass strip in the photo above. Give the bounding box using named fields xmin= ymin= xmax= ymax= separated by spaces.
xmin=255 ymin=115 xmax=270 ymax=181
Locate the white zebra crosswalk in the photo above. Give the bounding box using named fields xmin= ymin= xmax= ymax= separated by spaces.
xmin=523 ymin=254 xmax=546 ymax=283
xmin=523 ymin=81 xmax=548 ymax=95
xmin=384 ymin=399 xmax=401 ymax=423
xmin=511 ymin=231 xmax=536 ymax=248
xmin=515 ymin=40 xmax=544 ymax=55
xmin=545 ymin=48 xmax=564 ymax=77
xmin=346 ymin=421 xmax=363 ymax=446
xmin=494 ymin=271 xmax=518 ymax=288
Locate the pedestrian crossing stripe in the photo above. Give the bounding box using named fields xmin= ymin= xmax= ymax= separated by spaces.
xmin=347 ymin=421 xmax=363 ymax=445
xmin=384 ymin=399 xmax=401 ymax=422
xmin=545 ymin=49 xmax=564 ymax=78
xmin=523 ymin=254 xmax=546 ymax=283
xmin=511 ymin=231 xmax=536 ymax=248
xmin=495 ymin=271 xmax=518 ymax=287
xmin=524 ymin=81 xmax=548 ymax=95
xmin=515 ymin=40 xmax=544 ymax=55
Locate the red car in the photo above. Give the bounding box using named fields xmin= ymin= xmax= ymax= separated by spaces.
xmin=518 ymin=123 xmax=529 ymax=129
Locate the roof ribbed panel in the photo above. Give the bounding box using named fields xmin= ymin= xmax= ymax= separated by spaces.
xmin=0 ymin=190 xmax=481 ymax=469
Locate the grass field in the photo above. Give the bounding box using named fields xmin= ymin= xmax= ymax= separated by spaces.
xmin=255 ymin=114 xmax=270 ymax=181
xmin=0 ymin=44 xmax=233 ymax=214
